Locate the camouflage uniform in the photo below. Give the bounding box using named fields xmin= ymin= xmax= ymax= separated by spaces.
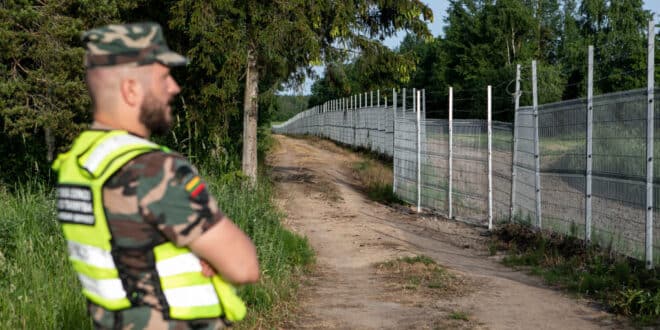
xmin=75 ymin=23 xmax=225 ymax=329
xmin=90 ymin=151 xmax=226 ymax=329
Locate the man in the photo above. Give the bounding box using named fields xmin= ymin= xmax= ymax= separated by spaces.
xmin=52 ymin=22 xmax=259 ymax=329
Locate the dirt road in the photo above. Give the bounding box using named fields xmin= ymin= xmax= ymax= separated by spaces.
xmin=267 ymin=134 xmax=628 ymax=330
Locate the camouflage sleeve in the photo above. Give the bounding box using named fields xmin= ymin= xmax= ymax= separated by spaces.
xmin=131 ymin=151 xmax=224 ymax=246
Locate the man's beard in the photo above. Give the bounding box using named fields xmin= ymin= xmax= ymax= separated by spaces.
xmin=139 ymin=92 xmax=171 ymax=136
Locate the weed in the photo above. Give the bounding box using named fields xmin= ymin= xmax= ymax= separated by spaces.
xmin=488 ymin=242 xmax=498 ymax=256
xmin=374 ymin=255 xmax=471 ymax=297
xmin=449 ymin=311 xmax=470 ymax=321
xmin=351 ymin=158 xmax=403 ymax=205
xmin=400 ymin=255 xmax=436 ymax=265
xmin=493 ymin=223 xmax=660 ymax=325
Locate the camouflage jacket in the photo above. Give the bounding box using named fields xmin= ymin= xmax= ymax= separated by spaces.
xmin=89 ymin=151 xmax=225 ymax=330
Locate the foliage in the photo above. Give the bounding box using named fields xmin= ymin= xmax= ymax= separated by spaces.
xmin=203 ymin=171 xmax=315 ymax=324
xmin=448 ymin=311 xmax=470 ymax=321
xmin=0 ymin=1 xmax=432 ymax=185
xmin=0 ymin=0 xmax=137 ymax=185
xmin=493 ymin=223 xmax=660 ymax=325
xmin=0 ymin=172 xmax=314 ymax=328
xmin=308 ymin=0 xmax=653 ymax=122
xmin=269 ymin=95 xmax=310 ymax=123
xmin=0 ymin=183 xmax=90 ymax=329
xmin=351 ymin=155 xmax=402 ymax=205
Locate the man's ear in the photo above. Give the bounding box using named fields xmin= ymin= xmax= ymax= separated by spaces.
xmin=119 ymin=77 xmax=143 ymax=107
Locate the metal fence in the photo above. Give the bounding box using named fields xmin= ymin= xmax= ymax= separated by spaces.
xmin=273 ymin=28 xmax=660 ymax=268
xmin=272 ymin=86 xmax=660 ymax=268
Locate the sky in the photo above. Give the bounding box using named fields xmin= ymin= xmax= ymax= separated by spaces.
xmin=287 ymin=1 xmax=660 ymax=95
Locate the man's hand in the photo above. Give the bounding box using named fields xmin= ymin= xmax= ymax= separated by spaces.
xmin=200 ymin=259 xmax=215 ymax=277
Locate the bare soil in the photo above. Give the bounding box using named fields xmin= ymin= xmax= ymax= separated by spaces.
xmin=267 ymin=134 xmax=631 ymax=330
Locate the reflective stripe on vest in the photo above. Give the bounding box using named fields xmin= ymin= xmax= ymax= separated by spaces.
xmin=82 ymin=133 xmax=157 ymax=174
xmin=154 ymin=243 xmax=222 ymax=319
xmin=68 ymin=240 xmax=116 ymax=269
xmin=78 ymin=273 xmax=127 ymax=300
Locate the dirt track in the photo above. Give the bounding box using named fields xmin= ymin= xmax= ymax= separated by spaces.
xmin=267 ymin=134 xmax=630 ymax=330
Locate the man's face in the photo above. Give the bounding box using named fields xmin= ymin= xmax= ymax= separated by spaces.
xmin=139 ymin=64 xmax=181 ymax=136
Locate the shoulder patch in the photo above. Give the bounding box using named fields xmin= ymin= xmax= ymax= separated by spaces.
xmin=184 ymin=176 xmax=206 ymax=198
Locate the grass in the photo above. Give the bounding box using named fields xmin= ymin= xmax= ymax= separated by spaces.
xmin=448 ymin=311 xmax=470 ymax=321
xmin=492 ymin=222 xmax=660 ymax=325
xmin=376 ymin=255 xmax=460 ymax=293
xmin=351 ymin=157 xmax=403 ymax=205
xmin=0 ymin=182 xmax=90 ymax=329
xmin=0 ymin=168 xmax=314 ymax=328
xmin=204 ymin=171 xmax=315 ymax=328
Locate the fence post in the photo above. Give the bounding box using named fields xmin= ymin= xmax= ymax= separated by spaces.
xmin=510 ymin=64 xmax=521 ymax=222
xmin=422 ymin=89 xmax=426 ymax=118
xmin=393 ymin=88 xmax=398 ymax=194
xmin=378 ymin=90 xmax=381 ymax=107
xmin=417 ymin=90 xmax=422 ymax=213
xmin=371 ymin=90 xmax=373 ymax=107
xmin=488 ymin=85 xmax=493 ymax=230
xmin=646 ymin=19 xmax=655 ymax=269
xmin=403 ymin=88 xmax=406 ymax=114
xmin=449 ymin=87 xmax=454 ymax=219
xmin=413 ymin=88 xmax=417 ymax=116
xmin=586 ymin=45 xmax=594 ymax=244
xmin=353 ymin=94 xmax=357 ymax=146
xmin=532 ymin=60 xmax=542 ymax=229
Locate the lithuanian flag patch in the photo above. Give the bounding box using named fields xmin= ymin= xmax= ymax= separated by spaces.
xmin=185 ymin=176 xmax=206 ymax=198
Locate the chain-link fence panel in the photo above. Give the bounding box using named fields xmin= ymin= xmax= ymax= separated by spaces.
xmin=492 ymin=121 xmax=513 ymax=221
xmin=513 ymin=106 xmax=538 ymax=225
xmin=393 ymin=113 xmax=418 ymax=205
xmin=589 ymin=89 xmax=648 ymax=260
xmin=538 ymin=98 xmax=587 ymax=237
xmin=421 ymin=119 xmax=449 ymax=214
xmin=452 ymin=119 xmax=489 ymax=226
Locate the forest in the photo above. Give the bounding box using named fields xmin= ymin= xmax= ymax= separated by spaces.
xmin=307 ymin=0 xmax=654 ymax=121
xmin=0 ymin=0 xmax=432 ymax=184
xmin=1 ymin=1 xmax=659 ymax=327
xmin=1 ymin=1 xmax=655 ymax=183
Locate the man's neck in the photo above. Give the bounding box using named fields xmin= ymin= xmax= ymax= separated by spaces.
xmin=90 ymin=121 xmax=116 ymax=131
xmin=91 ymin=120 xmax=149 ymax=138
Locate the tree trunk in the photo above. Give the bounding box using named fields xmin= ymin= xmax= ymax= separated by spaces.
xmin=242 ymin=45 xmax=259 ymax=185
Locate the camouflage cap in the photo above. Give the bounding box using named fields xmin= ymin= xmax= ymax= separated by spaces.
xmin=82 ymin=22 xmax=188 ymax=69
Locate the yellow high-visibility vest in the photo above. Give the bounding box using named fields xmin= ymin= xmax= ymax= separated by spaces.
xmin=52 ymin=130 xmax=245 ymax=321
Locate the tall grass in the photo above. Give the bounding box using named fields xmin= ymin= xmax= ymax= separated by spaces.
xmin=351 ymin=157 xmax=402 ymax=205
xmin=0 ymin=183 xmax=90 ymax=329
xmin=203 ymin=172 xmax=314 ymax=327
xmin=0 ymin=169 xmax=313 ymax=328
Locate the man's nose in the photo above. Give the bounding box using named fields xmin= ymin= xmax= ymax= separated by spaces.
xmin=169 ymin=76 xmax=181 ymax=95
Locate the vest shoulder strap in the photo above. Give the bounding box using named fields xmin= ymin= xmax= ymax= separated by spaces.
xmin=81 ymin=132 xmax=161 ymax=178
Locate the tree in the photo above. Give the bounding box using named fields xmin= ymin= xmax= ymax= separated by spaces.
xmin=558 ymin=0 xmax=586 ymax=99
xmin=600 ymin=0 xmax=650 ymax=92
xmin=0 ymin=0 xmax=135 ymax=184
xmin=171 ymin=0 xmax=432 ymax=184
